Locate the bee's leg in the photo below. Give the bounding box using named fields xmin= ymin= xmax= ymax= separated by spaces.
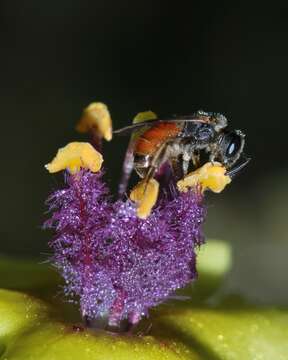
xmin=182 ymin=145 xmax=192 ymax=176
xmin=182 ymin=158 xmax=190 ymax=176
xmin=183 ymin=146 xmax=200 ymax=175
xmin=171 ymin=157 xmax=183 ymax=180
xmin=118 ymin=138 xmax=135 ymax=198
xmin=143 ymin=143 xmax=169 ymax=192
xmin=208 ymin=144 xmax=218 ymax=165
xmin=191 ymin=150 xmax=200 ymax=169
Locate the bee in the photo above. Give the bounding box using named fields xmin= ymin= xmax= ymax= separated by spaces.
xmin=114 ymin=110 xmax=250 ymax=196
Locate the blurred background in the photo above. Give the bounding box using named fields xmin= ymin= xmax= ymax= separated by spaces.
xmin=0 ymin=1 xmax=287 ymax=304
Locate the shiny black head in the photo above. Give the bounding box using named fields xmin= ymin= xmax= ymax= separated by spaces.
xmin=217 ymin=130 xmax=245 ymax=168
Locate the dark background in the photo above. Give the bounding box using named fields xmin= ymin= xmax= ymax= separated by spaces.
xmin=1 ymin=2 xmax=288 ymax=303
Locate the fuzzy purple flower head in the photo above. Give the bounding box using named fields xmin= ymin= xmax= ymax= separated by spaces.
xmin=44 ymin=104 xmax=232 ymax=329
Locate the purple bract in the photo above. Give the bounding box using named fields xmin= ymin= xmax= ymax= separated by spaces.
xmin=45 ymin=170 xmax=205 ymax=327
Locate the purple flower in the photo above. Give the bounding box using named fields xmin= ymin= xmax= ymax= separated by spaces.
xmin=45 ymin=171 xmax=114 ymax=318
xmin=45 ymin=170 xmax=205 ymax=327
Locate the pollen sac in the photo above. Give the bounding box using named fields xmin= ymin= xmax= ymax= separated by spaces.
xmin=133 ymin=110 xmax=157 ymax=123
xmin=45 ymin=142 xmax=103 ymax=174
xmin=131 ymin=110 xmax=157 ymax=139
xmin=177 ymin=162 xmax=231 ymax=193
xmin=76 ymin=102 xmax=112 ymax=141
xmin=130 ymin=178 xmax=159 ymax=219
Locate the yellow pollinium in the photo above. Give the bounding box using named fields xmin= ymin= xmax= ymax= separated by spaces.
xmin=131 ymin=110 xmax=157 ymax=139
xmin=133 ymin=110 xmax=157 ymax=124
xmin=45 ymin=142 xmax=103 ymax=174
xmin=76 ymin=102 xmax=112 ymax=141
xmin=130 ymin=179 xmax=160 ymax=219
xmin=177 ymin=162 xmax=231 ymax=193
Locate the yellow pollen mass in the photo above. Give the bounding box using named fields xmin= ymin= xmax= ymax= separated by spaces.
xmin=177 ymin=162 xmax=231 ymax=193
xmin=133 ymin=110 xmax=157 ymax=124
xmin=130 ymin=178 xmax=160 ymax=219
xmin=131 ymin=110 xmax=157 ymax=139
xmin=45 ymin=142 xmax=103 ymax=174
xmin=76 ymin=102 xmax=112 ymax=141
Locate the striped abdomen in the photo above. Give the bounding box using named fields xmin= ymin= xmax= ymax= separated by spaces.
xmin=135 ymin=122 xmax=182 ymax=156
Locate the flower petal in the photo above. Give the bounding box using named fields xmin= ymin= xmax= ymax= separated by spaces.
xmin=45 ymin=142 xmax=103 ymax=174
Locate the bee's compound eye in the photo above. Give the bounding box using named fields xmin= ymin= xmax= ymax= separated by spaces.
xmin=223 ymin=132 xmax=243 ymax=159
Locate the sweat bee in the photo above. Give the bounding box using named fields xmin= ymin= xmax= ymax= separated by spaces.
xmin=114 ymin=110 xmax=250 ymax=196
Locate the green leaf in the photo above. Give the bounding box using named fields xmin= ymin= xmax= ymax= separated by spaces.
xmin=150 ymin=306 xmax=288 ymax=360
xmin=0 ymin=289 xmax=197 ymax=360
xmin=1 ymin=240 xmax=287 ymax=359
xmin=0 ymin=289 xmax=288 ymax=359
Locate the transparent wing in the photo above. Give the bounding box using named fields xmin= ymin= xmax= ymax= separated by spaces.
xmin=113 ymin=116 xmax=210 ymax=135
xmin=118 ymin=137 xmax=137 ymax=197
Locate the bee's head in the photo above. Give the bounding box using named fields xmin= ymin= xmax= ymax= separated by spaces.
xmin=217 ymin=130 xmax=245 ymax=168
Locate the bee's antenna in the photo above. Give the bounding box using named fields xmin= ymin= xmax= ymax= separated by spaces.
xmin=226 ymin=156 xmax=251 ymax=178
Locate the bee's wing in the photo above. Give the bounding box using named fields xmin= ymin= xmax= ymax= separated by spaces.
xmin=113 ymin=117 xmax=210 ymax=135
xmin=113 ymin=119 xmax=160 ymax=135
xmin=118 ymin=136 xmax=137 ymax=197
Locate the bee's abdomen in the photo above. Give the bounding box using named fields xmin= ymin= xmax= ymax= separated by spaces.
xmin=135 ymin=122 xmax=181 ymax=155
